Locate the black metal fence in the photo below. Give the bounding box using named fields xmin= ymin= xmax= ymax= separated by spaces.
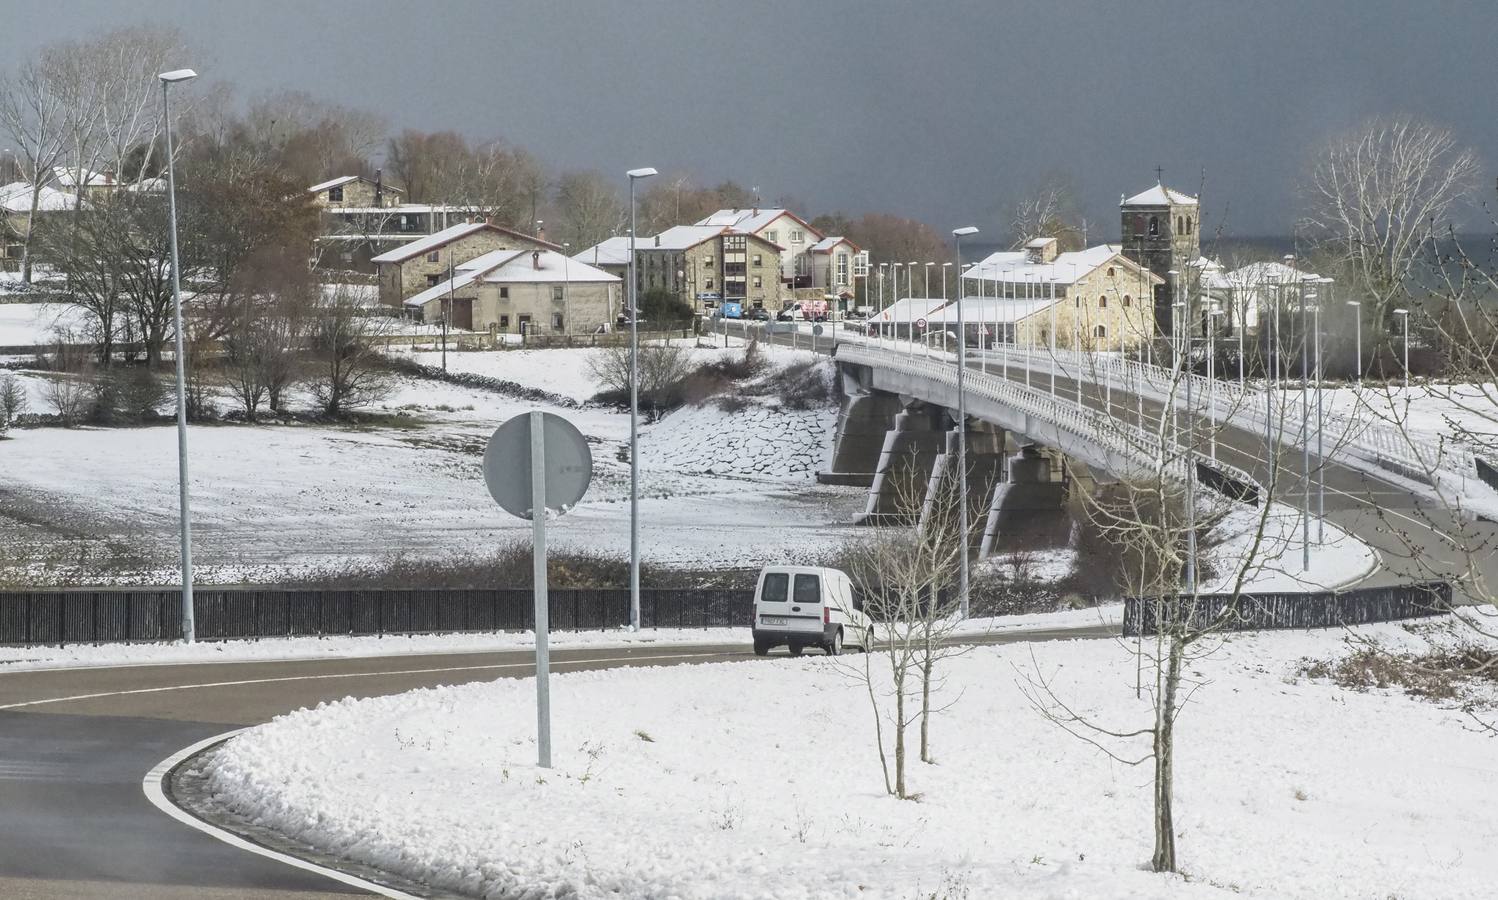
xmin=0 ymin=587 xmax=756 ymax=647
xmin=1122 ymin=581 xmax=1451 ymax=636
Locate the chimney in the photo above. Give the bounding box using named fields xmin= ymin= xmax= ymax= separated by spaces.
xmin=532 ymin=250 xmax=541 ymax=270
xmin=374 ymin=169 xmax=383 ymax=209
xmin=654 ymin=234 xmax=660 ymax=247
xmin=485 ymin=215 xmax=494 ymax=226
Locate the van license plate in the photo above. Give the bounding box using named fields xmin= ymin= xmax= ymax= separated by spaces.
xmin=760 ymin=616 xmax=787 ymax=625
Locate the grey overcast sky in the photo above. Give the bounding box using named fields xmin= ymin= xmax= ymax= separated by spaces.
xmin=3 ymin=0 xmax=1493 ymax=238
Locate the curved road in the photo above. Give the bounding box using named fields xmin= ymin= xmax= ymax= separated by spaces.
xmin=0 ymin=626 xmax=1111 ymax=898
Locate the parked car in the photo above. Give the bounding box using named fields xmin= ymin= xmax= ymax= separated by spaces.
xmin=751 ymin=565 xmax=872 ymax=656
xmin=776 ymin=306 xmax=796 ymax=322
xmin=746 ymin=306 xmax=772 ymax=321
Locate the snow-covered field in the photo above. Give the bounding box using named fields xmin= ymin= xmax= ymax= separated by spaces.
xmin=209 ymin=619 xmax=1498 ymax=899
xmin=0 ymin=605 xmax=1121 ymax=671
xmin=0 ymin=300 xmax=89 ymax=346
xmin=0 ymin=345 xmax=862 ymax=577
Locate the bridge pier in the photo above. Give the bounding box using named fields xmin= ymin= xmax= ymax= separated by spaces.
xmin=860 ymin=403 xmax=947 ymax=524
xmin=978 ymin=444 xmax=1072 ymax=558
xmin=819 ymin=390 xmax=904 ymax=487
xmin=919 ymin=420 xmax=1008 ymax=547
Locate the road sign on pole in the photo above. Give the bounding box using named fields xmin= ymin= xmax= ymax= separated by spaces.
xmin=484 ymin=412 xmax=592 ymax=769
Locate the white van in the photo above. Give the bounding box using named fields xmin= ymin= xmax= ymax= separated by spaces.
xmin=751 ymin=566 xmax=873 ymax=657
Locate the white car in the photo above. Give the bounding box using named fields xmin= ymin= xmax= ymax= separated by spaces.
xmin=751 ymin=566 xmax=873 ymax=657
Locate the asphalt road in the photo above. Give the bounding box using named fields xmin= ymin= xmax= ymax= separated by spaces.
xmin=0 ymin=626 xmax=1112 ymax=898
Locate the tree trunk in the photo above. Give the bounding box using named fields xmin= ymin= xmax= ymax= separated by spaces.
xmin=20 ymin=190 xmax=39 ymax=284
xmin=1151 ymin=635 xmax=1184 ymax=873
xmin=919 ymin=650 xmax=934 ymax=763
xmin=893 ymin=671 xmax=907 ymax=799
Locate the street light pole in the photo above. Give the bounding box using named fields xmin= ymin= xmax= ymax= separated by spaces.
xmin=1394 ymin=307 xmax=1410 ymax=392
xmin=1300 ymin=282 xmax=1313 ymax=572
xmin=953 ymin=227 xmax=978 ymax=619
xmin=160 ymin=67 xmax=197 ymax=643
xmin=1346 ymin=299 xmax=1362 ymax=389
xmin=562 ymin=241 xmax=571 ymax=343
xmin=626 ymin=167 xmax=657 ymax=631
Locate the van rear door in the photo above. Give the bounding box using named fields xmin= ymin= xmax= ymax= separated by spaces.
xmin=756 ymin=570 xmax=824 ymax=640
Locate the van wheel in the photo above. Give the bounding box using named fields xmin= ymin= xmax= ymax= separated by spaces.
xmin=753 ymin=639 xmax=770 ymax=657
xmin=826 ymin=629 xmax=843 ymax=656
xmin=787 ymin=644 xmax=803 ymax=657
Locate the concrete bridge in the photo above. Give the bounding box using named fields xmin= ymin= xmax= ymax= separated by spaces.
xmin=723 ymin=320 xmax=1498 ymax=596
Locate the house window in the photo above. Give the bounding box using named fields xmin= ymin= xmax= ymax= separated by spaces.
xmin=1148 ymin=216 xmax=1159 ymax=236
xmin=499 ymin=314 xmax=510 ymax=329
xmin=752 ymin=254 xmax=762 ymax=267
xmin=328 ymin=186 xmax=343 ymax=202
xmin=836 ymin=254 xmax=849 ymax=285
xmin=426 ymin=274 xmax=442 ymax=287
xmin=427 ymin=250 xmax=439 ymax=263
xmin=552 ymin=312 xmax=564 ymax=331
xmin=1098 ymin=296 xmax=1107 ymax=308
xmin=1095 ymin=324 xmax=1108 ymax=338
xmin=1123 ymin=294 xmax=1132 ymax=308
xmin=706 ymin=278 xmax=714 ymax=290
xmin=790 ymin=229 xmax=803 ymax=243
xmin=1186 ymin=216 xmax=1194 ymax=235
xmin=499 ymin=287 xmax=510 ymax=299
xmin=766 ymin=230 xmax=778 ymax=244
xmin=753 ymin=275 xmax=762 ymax=288
xmin=1074 ymin=296 xmax=1081 ymax=308
xmin=552 ymin=286 xmax=564 ymax=301
xmin=1107 ymin=267 xmax=1115 ymax=277
xmin=704 ymin=257 xmax=714 ymax=268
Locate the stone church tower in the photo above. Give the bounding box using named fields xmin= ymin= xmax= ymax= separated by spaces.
xmin=1120 ymin=182 xmax=1200 ymax=335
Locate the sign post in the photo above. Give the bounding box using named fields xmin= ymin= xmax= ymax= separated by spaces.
xmin=484 ymin=412 xmax=593 ymax=769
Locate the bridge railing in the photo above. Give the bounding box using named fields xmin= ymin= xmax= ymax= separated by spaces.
xmin=842 ymin=329 xmax=1472 ymax=493
xmin=837 ymin=342 xmax=1264 ymax=502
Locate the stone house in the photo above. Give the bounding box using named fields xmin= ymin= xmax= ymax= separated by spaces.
xmin=807 ymin=236 xmax=864 ymax=312
xmin=0 ymin=181 xmax=79 ymax=270
xmin=403 ymin=248 xmax=618 ymax=336
xmin=956 ymin=238 xmax=1163 ymax=351
xmin=632 ymin=225 xmax=784 ymax=313
xmin=694 ymin=208 xmax=824 ymax=286
xmin=308 ymin=174 xmax=405 ymax=210
xmin=371 ymin=221 xmax=558 ymax=308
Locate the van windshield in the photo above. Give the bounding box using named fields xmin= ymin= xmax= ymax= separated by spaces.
xmin=760 ymin=572 xmax=788 ymax=602
xmin=793 ymin=574 xmax=820 ymax=605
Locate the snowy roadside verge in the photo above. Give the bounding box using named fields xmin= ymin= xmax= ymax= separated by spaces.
xmin=0 ymin=605 xmax=1120 ymax=672
xmin=206 ymin=620 xmax=1498 ymax=899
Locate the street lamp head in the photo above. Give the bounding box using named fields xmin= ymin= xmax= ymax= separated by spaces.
xmin=1345 ymin=300 xmax=1361 ymax=307
xmin=1167 ymin=269 xmax=1179 ymax=276
xmin=952 ymin=226 xmax=979 ymax=237
xmin=626 ymin=167 xmax=658 ymax=180
xmin=1393 ymin=308 xmax=1409 ymax=316
xmin=158 ymin=68 xmax=198 ymax=83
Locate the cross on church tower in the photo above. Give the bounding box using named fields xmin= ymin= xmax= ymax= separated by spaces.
xmin=1155 ymin=165 xmax=1164 ymax=183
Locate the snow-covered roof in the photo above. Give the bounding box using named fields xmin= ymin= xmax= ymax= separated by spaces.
xmin=809 ymin=236 xmax=859 ymax=253
xmin=309 ymin=175 xmax=360 ymax=193
xmin=371 ymin=221 xmax=554 ymax=265
xmin=52 ymin=166 xmax=114 ymax=188
xmin=573 ymin=236 xmax=632 ymax=267
xmin=1024 ymin=236 xmax=1057 ymax=249
xmin=403 ymin=249 xmax=525 ymax=308
xmin=694 ymin=208 xmax=821 ymax=240
xmin=870 ymin=297 xmax=950 ymax=324
xmin=0 ymin=181 xmax=81 ymax=212
xmin=322 ymin=203 xmax=462 ymax=215
xmin=477 ymin=249 xmax=619 ymax=285
xmin=962 ymin=244 xmax=1156 ymax=287
xmin=124 ymin=177 xmax=165 ymax=193
xmin=925 ymin=295 xmax=1056 ymax=325
xmin=1216 ymin=261 xmax=1319 ymax=291
xmin=645 ymin=225 xmax=726 ymax=251
xmin=1121 ymin=183 xmax=1198 ymax=207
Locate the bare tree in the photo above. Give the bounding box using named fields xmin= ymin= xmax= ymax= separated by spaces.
xmin=587 ymin=341 xmax=692 ymax=412
xmin=843 ymin=456 xmax=971 ymax=797
xmin=554 ymin=169 xmax=624 ymax=250
xmin=306 ymin=286 xmax=394 ymax=416
xmin=0 ymin=55 xmax=70 ymax=282
xmin=1005 ymin=174 xmax=1084 ymax=250
xmin=222 ymin=254 xmax=314 ymax=421
xmin=1302 ymin=116 xmax=1479 ymax=328
xmin=0 ymin=374 xmax=26 ymax=436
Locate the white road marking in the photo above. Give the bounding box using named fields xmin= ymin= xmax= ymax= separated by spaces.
xmin=0 ymin=649 xmax=740 ymax=711
xmin=142 ymin=728 xmax=423 ymax=900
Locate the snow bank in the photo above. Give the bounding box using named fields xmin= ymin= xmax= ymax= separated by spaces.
xmin=644 ymin=399 xmax=834 ymax=480
xmin=208 ymin=621 xmax=1498 ymax=899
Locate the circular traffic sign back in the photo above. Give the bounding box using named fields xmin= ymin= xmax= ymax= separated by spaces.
xmin=916 ymin=317 xmax=927 ymax=330
xmin=483 ymin=412 xmax=593 ymax=519
xmin=812 ymin=324 xmax=824 ymax=336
